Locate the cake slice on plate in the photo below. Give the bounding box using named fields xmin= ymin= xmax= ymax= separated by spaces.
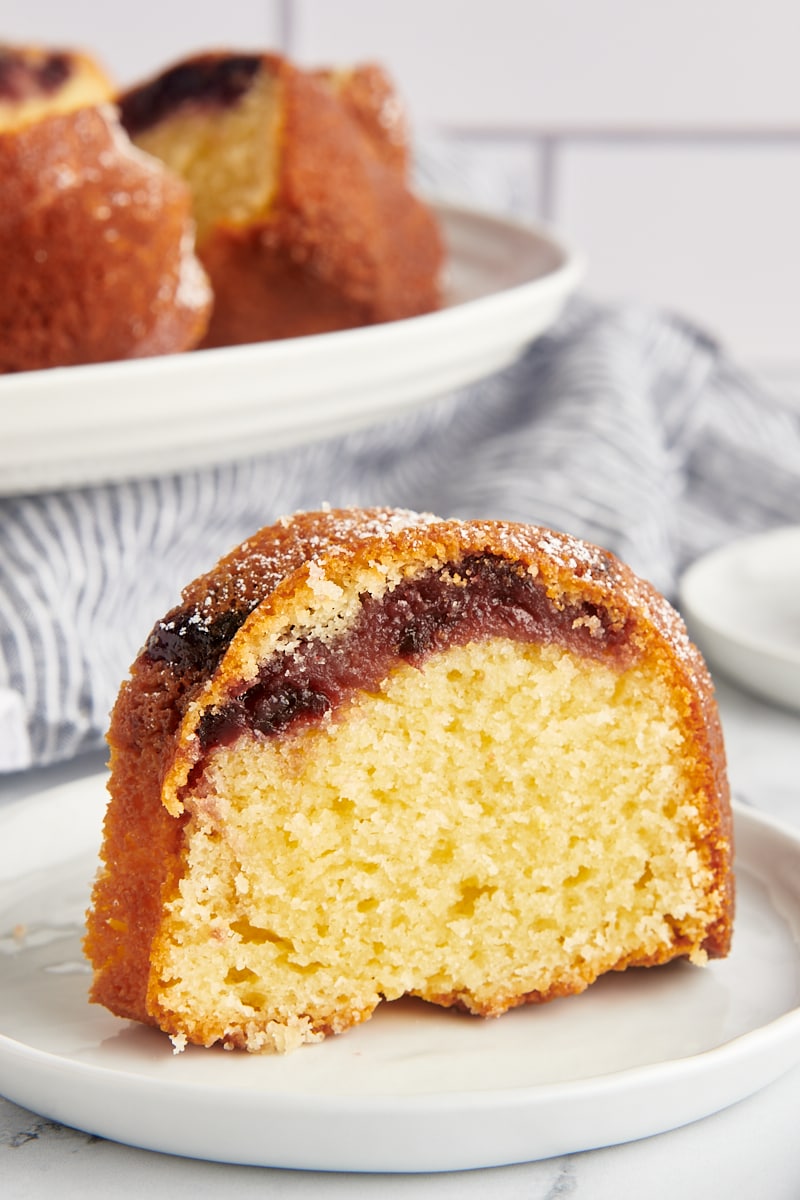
xmin=85 ymin=507 xmax=734 ymax=1053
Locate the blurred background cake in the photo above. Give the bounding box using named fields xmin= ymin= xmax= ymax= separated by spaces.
xmin=0 ymin=43 xmax=212 ymax=373
xmin=118 ymin=51 xmax=444 ymax=348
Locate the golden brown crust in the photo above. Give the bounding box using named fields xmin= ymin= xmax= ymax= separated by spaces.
xmin=268 ymin=60 xmax=441 ymax=326
xmin=0 ymin=104 xmax=211 ymax=373
xmin=86 ymin=508 xmax=734 ymax=1035
xmin=84 ymin=664 xmax=190 ymax=1022
xmin=313 ymin=63 xmax=411 ymax=177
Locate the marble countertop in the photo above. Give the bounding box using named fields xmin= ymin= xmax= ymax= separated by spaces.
xmin=2 ymin=676 xmax=799 ymax=1200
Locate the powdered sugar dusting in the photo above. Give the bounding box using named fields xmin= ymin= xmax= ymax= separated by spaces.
xmin=154 ymin=506 xmax=704 ymax=692
xmin=161 ymin=507 xmax=441 ymax=648
xmin=175 ymin=228 xmax=212 ymax=312
xmin=524 ymin=522 xmax=699 ymax=673
xmin=535 ymin=527 xmax=612 ymax=580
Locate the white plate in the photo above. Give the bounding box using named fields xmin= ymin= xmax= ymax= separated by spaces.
xmin=0 ymin=203 xmax=582 ymax=497
xmin=680 ymin=527 xmax=800 ymax=713
xmin=1 ymin=775 xmax=799 ymax=1172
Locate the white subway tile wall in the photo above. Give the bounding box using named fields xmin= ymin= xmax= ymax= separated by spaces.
xmin=289 ymin=0 xmax=800 ymax=130
xmin=557 ymin=137 xmax=800 ymax=362
xmin=4 ymin=1 xmax=799 ymax=370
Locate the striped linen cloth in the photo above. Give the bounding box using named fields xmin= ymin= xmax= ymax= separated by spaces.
xmin=1 ymin=295 xmax=799 ymax=772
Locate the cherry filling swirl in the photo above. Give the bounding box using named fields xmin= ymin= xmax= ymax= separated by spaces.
xmin=119 ymin=55 xmax=262 ymax=136
xmin=190 ymin=555 xmax=635 ymax=754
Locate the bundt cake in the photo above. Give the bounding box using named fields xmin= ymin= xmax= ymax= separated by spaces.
xmin=0 ymin=43 xmax=212 ymax=373
xmin=85 ymin=507 xmax=734 ymax=1054
xmin=117 ymin=53 xmax=443 ymax=349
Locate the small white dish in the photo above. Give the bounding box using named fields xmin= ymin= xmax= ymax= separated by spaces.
xmin=1 ymin=773 xmax=799 ymax=1172
xmin=0 ymin=203 xmax=583 ymax=496
xmin=679 ymin=527 xmax=800 ymax=713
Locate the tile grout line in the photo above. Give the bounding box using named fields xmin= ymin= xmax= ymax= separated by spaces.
xmin=274 ymin=0 xmax=295 ymax=55
xmin=439 ymin=125 xmax=800 ymax=144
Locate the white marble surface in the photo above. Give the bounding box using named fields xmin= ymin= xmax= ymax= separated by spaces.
xmin=1 ymin=673 xmax=799 ymax=1199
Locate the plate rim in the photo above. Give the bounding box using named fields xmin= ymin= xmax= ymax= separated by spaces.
xmin=0 ymin=199 xmax=583 ymax=390
xmin=1 ymin=774 xmax=800 ymax=1170
xmin=680 ymin=526 xmax=800 ymax=662
xmin=0 ymin=201 xmax=585 ymax=497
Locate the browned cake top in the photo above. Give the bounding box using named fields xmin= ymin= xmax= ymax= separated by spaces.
xmin=314 ymin=63 xmax=410 ymax=176
xmin=145 ymin=506 xmax=699 ymax=677
xmin=141 ymin=508 xmax=722 ymax=787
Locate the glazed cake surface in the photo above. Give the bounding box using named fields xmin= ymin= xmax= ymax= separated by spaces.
xmin=118 ymin=52 xmax=443 ymax=348
xmin=0 ymin=43 xmax=212 ymax=373
xmin=85 ymin=508 xmax=734 ymax=1053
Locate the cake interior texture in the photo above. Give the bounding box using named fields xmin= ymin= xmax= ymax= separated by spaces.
xmin=158 ymin=640 xmax=721 ymax=1053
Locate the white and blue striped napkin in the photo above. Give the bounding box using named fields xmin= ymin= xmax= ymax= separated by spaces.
xmin=2 ymin=294 xmax=799 ymax=772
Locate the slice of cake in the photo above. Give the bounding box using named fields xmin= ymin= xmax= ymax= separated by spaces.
xmin=117 ymin=52 xmax=444 ymax=348
xmin=84 ymin=508 xmax=734 ymax=1054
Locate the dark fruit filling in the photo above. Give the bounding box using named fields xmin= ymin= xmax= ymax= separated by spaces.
xmin=0 ymin=50 xmax=70 ymax=102
xmin=146 ymin=608 xmax=250 ymax=675
xmin=120 ymin=55 xmax=262 ymax=136
xmin=188 ymin=554 xmax=635 ymax=753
